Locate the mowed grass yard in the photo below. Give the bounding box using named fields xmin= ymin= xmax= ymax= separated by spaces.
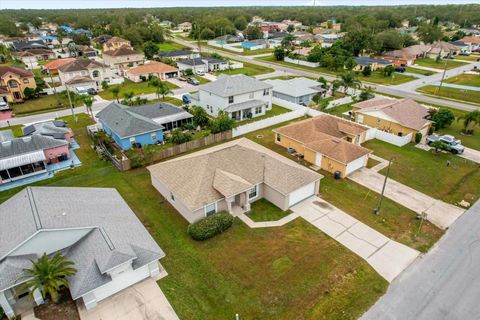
xmin=158 ymin=41 xmax=186 ymax=51
xmin=245 ymin=122 xmax=443 ymax=253
xmin=405 ymin=67 xmax=437 ymax=75
xmin=237 ymin=104 xmax=290 ymax=125
xmin=214 ymin=61 xmax=274 ymax=77
xmin=417 ymin=85 xmax=480 ymax=105
xmin=437 ymin=107 xmax=480 ymax=151
xmin=363 ymin=140 xmax=480 ymax=205
xmin=99 ymin=80 xmax=179 ymax=100
xmin=445 ymin=74 xmax=480 ymax=87
xmin=0 ymin=124 xmax=24 ymax=137
xmin=247 ymin=199 xmax=293 ymax=222
xmin=455 ymin=54 xmax=480 ymax=62
xmin=414 ymin=58 xmax=468 ymax=70
xmin=12 ymin=94 xmax=71 ymax=116
xmin=0 ymin=114 xmax=388 ymax=320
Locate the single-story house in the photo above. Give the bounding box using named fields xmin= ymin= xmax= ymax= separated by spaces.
xmin=273 ymin=115 xmax=371 ymax=177
xmin=42 ymin=58 xmax=76 ymax=75
xmin=0 ymin=186 xmax=165 ymax=319
xmin=12 ymin=49 xmax=56 ymax=65
xmin=11 ymin=40 xmax=48 ymax=51
xmin=264 ymin=77 xmax=326 ymax=105
xmin=77 ymin=45 xmax=97 ymax=57
xmin=96 ymin=102 xmax=165 ymax=150
xmin=158 ymin=50 xmax=199 ymax=62
xmin=458 ymin=36 xmax=480 ymax=52
xmin=381 ymin=50 xmax=416 ymax=67
xmin=125 ymin=62 xmax=179 ymax=82
xmin=352 ymin=98 xmax=433 ymax=142
xmin=148 ymin=138 xmax=323 ymax=223
xmin=124 ymin=102 xmax=193 ymax=131
xmin=191 ymin=74 xmax=273 ymax=121
xmin=353 ymin=57 xmax=393 ymax=71
xmin=22 ymin=120 xmax=74 ymax=144
xmin=176 ymin=56 xmax=229 ymax=73
xmin=0 ymin=134 xmax=70 ymax=185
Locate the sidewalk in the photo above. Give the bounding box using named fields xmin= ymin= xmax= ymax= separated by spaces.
xmin=291 ymin=196 xmax=419 ymax=282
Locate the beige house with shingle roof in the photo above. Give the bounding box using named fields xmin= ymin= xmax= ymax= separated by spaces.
xmin=274 ymin=115 xmax=371 ymax=178
xmin=148 ymin=138 xmax=323 ymax=223
xmin=103 ymin=47 xmax=144 ymax=69
xmin=352 ymin=98 xmax=433 ymax=143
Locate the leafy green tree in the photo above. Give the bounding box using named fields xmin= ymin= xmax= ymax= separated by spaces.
xmin=122 ymin=91 xmax=134 ymax=104
xmin=143 ymin=41 xmax=159 ymax=59
xmin=101 ymin=80 xmax=109 ymax=91
xmin=382 ymin=65 xmax=395 ymax=77
xmin=209 ymin=110 xmax=236 ymax=133
xmin=428 ymin=108 xmax=455 ymax=130
xmin=330 ymin=80 xmax=342 ymax=96
xmin=18 ymin=253 xmax=77 ymax=304
xmin=287 ymin=24 xmax=295 ymax=33
xmin=23 ymin=87 xmax=36 ymax=99
xmin=158 ymin=82 xmax=173 ymax=100
xmin=169 ymin=129 xmax=193 ymax=144
xmin=244 ymin=26 xmax=263 ymax=40
xmin=430 ymin=140 xmax=447 ymax=154
xmin=338 ymin=71 xmax=362 ymax=94
xmin=362 ymin=65 xmax=372 ymax=77
xmin=317 ymin=76 xmax=328 ymax=89
xmin=457 ymin=110 xmax=480 ymax=134
xmin=344 ymin=57 xmax=357 ymax=71
xmin=82 ymin=95 xmax=94 ymax=119
xmin=234 ymin=16 xmax=248 ymax=31
xmin=189 ymin=105 xmax=210 ymax=128
xmin=72 ymin=33 xmax=90 ymax=46
xmin=417 ymin=23 xmax=443 ymax=44
xmin=199 ymin=28 xmax=215 ymax=40
xmin=273 ymin=47 xmax=285 ymax=61
xmin=111 ymin=86 xmax=120 ymax=103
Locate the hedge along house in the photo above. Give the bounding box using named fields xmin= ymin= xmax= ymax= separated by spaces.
xmin=0 ymin=187 xmax=165 ymax=319
xmin=351 ymin=98 xmax=433 ymax=143
xmin=273 ymin=115 xmax=372 ymax=178
xmin=96 ymin=102 xmax=165 ymax=151
xmin=148 ymin=138 xmax=323 ymax=223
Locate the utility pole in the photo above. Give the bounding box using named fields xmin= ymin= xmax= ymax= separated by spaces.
xmin=435 ymin=51 xmax=452 ymax=95
xmin=65 ymin=85 xmax=77 ymax=122
xmin=373 ymin=157 xmax=394 ymax=215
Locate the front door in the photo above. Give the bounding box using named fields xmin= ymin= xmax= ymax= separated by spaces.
xmin=13 ymin=92 xmax=22 ymax=100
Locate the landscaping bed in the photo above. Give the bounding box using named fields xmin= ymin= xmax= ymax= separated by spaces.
xmin=247 ymin=199 xmax=293 ymax=222
xmin=34 ymin=288 xmax=80 ymax=320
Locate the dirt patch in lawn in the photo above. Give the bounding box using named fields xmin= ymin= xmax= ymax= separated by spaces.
xmin=34 ymin=288 xmax=80 ymax=320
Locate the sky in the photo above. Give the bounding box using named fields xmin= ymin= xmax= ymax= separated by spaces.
xmin=0 ymin=0 xmax=477 ymax=10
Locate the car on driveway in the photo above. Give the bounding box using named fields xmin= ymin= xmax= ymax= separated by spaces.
xmin=187 ymin=77 xmax=200 ymax=86
xmin=426 ymin=134 xmax=465 ymax=154
xmin=87 ymin=88 xmax=97 ymax=95
xmin=0 ymin=99 xmax=9 ymax=111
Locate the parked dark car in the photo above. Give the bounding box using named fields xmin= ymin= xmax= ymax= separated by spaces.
xmin=87 ymin=88 xmax=97 ymax=95
xmin=187 ymin=77 xmax=200 ymax=86
xmin=395 ymin=67 xmax=406 ymax=73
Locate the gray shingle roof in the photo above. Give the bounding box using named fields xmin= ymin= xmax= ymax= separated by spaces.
xmin=158 ymin=50 xmax=193 ymax=57
xmin=0 ymin=187 xmax=165 ymax=298
xmin=96 ymin=102 xmax=164 ymax=139
xmin=177 ymin=57 xmax=205 ymax=66
xmin=0 ymin=135 xmax=67 ymax=160
xmin=128 ymin=102 xmax=192 ymax=123
xmin=199 ymin=74 xmax=273 ymax=97
xmin=354 ymin=57 xmax=393 ymax=66
xmin=58 ymin=59 xmax=107 ymax=73
xmin=23 ymin=120 xmax=70 ymax=140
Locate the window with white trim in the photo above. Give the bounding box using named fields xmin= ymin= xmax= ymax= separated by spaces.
xmin=249 ymin=185 xmax=257 ymax=199
xmin=205 ymin=203 xmax=216 ymax=216
xmin=129 ymin=137 xmax=136 ymax=144
xmin=228 ymin=96 xmax=234 ymax=104
xmin=151 ymin=132 xmax=157 ymax=140
xmin=263 ymin=89 xmax=269 ymax=96
xmin=255 ymin=106 xmax=262 ymax=114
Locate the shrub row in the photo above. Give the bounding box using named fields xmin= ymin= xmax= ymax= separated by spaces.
xmin=187 ymin=212 xmax=234 ymax=241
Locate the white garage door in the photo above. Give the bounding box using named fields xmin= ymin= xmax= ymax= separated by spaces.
xmin=345 ymin=155 xmax=367 ymax=176
xmin=288 ymin=182 xmax=315 ymax=207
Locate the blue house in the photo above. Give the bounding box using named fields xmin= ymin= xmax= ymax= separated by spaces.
xmin=96 ymin=102 xmax=165 ymax=150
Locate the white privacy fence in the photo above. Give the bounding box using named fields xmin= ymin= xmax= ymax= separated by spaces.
xmin=284 ymin=57 xmax=319 ymax=68
xmin=272 ymin=97 xmax=305 ymax=110
xmin=207 ymin=40 xmax=244 ymax=53
xmin=368 ymin=128 xmax=412 ymax=146
xmin=232 ymin=108 xmax=307 ymax=137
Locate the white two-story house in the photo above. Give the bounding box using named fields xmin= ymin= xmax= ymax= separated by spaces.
xmin=191 ymin=74 xmax=273 ymax=121
xmin=57 ymin=58 xmax=114 ymax=89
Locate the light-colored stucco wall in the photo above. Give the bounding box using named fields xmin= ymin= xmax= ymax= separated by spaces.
xmin=263 ymin=183 xmax=289 ymax=211
xmin=103 ymin=53 xmax=144 ymax=68
xmin=0 ymin=73 xmax=36 ymax=102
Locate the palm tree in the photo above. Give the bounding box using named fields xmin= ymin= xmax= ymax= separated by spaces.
xmin=148 ymin=77 xmax=162 ymax=99
xmin=457 ymin=110 xmax=480 ymax=134
xmin=18 ymin=253 xmax=77 ymax=304
xmin=82 ymin=95 xmax=94 ymax=119
xmin=338 ymin=71 xmax=362 ymax=94
xmin=158 ymin=82 xmax=173 ymax=100
xmin=122 ymin=91 xmax=134 ymax=105
xmin=111 ymin=86 xmax=120 ymax=103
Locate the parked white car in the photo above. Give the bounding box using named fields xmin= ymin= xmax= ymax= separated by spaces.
xmin=0 ymin=99 xmax=9 ymax=111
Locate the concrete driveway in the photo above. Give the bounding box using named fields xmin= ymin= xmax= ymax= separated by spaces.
xmin=77 ymin=278 xmax=179 ymax=320
xmin=348 ymin=168 xmax=465 ymax=229
xmin=292 ymin=197 xmax=419 ymax=282
xmin=460 ymin=147 xmax=480 ymax=164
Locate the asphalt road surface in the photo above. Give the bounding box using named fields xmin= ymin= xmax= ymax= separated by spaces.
xmin=362 ymin=200 xmax=480 ymax=320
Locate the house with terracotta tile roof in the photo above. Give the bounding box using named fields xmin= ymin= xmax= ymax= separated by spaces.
xmin=148 ymin=138 xmax=323 ymax=223
xmin=273 ymin=114 xmax=371 ymax=178
xmin=42 ymin=58 xmax=77 ymax=75
xmin=458 ymin=36 xmax=480 ymax=52
xmin=125 ymin=62 xmax=179 ymax=82
xmin=102 ymin=46 xmax=144 ymax=69
xmin=0 ymin=66 xmax=36 ymax=103
xmin=352 ymin=98 xmax=432 ymax=143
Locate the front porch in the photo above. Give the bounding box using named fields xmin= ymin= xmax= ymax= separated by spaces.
xmin=226 ymin=100 xmax=268 ymax=121
xmin=0 ymin=286 xmax=44 ymax=320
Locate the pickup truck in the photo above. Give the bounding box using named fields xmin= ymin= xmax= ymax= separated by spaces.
xmin=426 ymin=134 xmax=465 ymax=154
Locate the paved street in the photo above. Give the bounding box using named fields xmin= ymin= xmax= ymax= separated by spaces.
xmin=172 ymin=37 xmax=480 ymax=112
xmin=292 ymin=196 xmax=419 ymax=282
xmin=361 ymin=200 xmax=480 ymax=320
xmin=348 ymin=168 xmax=465 ymax=229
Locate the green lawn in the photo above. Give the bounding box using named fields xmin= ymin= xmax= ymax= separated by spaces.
xmin=244 ymin=122 xmax=444 ymax=253
xmin=366 ymin=157 xmax=381 ymax=169
xmin=415 ymin=58 xmax=468 ymax=70
xmin=357 ymin=71 xmax=416 ymax=85
xmin=99 ymin=80 xmax=179 ymax=100
xmin=454 ymin=54 xmax=480 ymax=62
xmin=204 ymin=44 xmax=274 ymax=56
xmin=405 ymin=67 xmax=437 ymax=75
xmin=148 ymin=96 xmax=184 ymax=106
xmin=257 ymin=55 xmax=335 ymax=75
xmin=325 ymin=103 xmax=353 ymax=117
xmin=0 ymin=113 xmax=388 ymax=320
xmin=247 ymin=199 xmax=293 ymax=222
xmin=417 ymin=85 xmax=480 ymax=105
xmin=191 ymin=75 xmax=210 ymax=84
xmin=214 ymin=61 xmax=274 ymax=77
xmin=437 ymin=109 xmax=480 ymax=151
xmin=363 ymin=139 xmax=480 ymax=205
xmin=263 ymin=75 xmax=316 ymax=81
xmin=445 ymin=74 xmax=480 ymax=87
xmin=0 ymin=124 xmax=24 ymax=137
xmin=158 ymin=41 xmax=186 ymax=52
xmin=237 ymin=104 xmax=290 ymax=125
xmin=12 ymin=94 xmax=71 ymax=116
